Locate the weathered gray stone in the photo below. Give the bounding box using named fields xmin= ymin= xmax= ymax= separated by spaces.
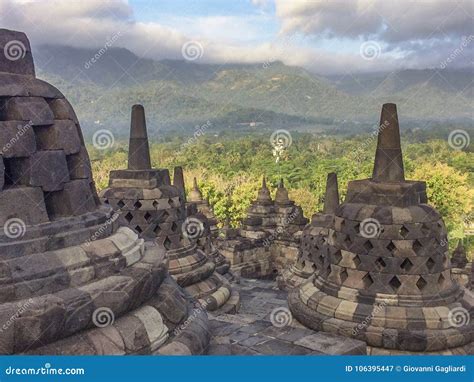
xmin=34 ymin=120 xmax=81 ymax=154
xmin=9 ymin=150 xmax=69 ymax=191
xmin=0 ymin=121 xmax=36 ymax=158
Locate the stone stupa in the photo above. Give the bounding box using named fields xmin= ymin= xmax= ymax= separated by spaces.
xmin=278 ymin=172 xmax=339 ymax=290
xmin=270 ymin=178 xmax=309 ymax=273
xmin=289 ymin=103 xmax=473 ymax=353
xmin=173 ymin=170 xmax=232 ymax=278
xmin=187 ymin=176 xmax=219 ymax=237
xmin=0 ymin=29 xmax=209 ymax=355
xmin=100 ymin=107 xmax=237 ymax=313
xmin=219 ymin=176 xmax=307 ymax=278
xmin=451 ymin=240 xmax=472 ymax=289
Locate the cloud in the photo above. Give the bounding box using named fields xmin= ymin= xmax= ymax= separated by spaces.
xmin=275 ymin=0 xmax=472 ymax=42
xmin=0 ymin=0 xmax=471 ymax=74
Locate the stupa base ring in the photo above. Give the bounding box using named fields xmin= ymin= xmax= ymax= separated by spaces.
xmin=288 ymin=284 xmax=473 ymax=352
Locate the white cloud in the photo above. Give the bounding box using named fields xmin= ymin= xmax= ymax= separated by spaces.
xmin=275 ymin=0 xmax=472 ymax=42
xmin=0 ymin=0 xmax=471 ymax=74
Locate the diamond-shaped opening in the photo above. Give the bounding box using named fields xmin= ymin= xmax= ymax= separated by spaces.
xmin=416 ymin=276 xmax=427 ymax=291
xmin=386 ymin=241 xmax=396 ymax=252
xmin=420 ymin=223 xmax=430 ymax=235
xmin=311 ymin=264 xmax=317 ymax=272
xmin=144 ymin=212 xmax=152 ymax=222
xmin=352 ymin=254 xmax=361 ymax=267
xmin=389 ymin=276 xmax=401 ymax=291
xmin=340 ymin=269 xmax=348 ymax=283
xmin=426 ymin=257 xmax=435 ymax=271
xmin=171 ymin=222 xmax=178 ymax=232
xmin=103 ymin=199 xmax=109 ymax=205
xmin=344 ymin=235 xmax=352 ymax=247
xmin=133 ymin=200 xmax=142 ymax=209
xmin=438 ymin=274 xmax=446 ymax=286
xmin=163 ymin=237 xmax=172 ymax=250
xmin=362 ymin=273 xmax=374 ymax=288
xmin=326 ymin=264 xmax=332 ymax=276
xmin=400 ymin=258 xmax=413 ymax=272
xmin=124 ymin=212 xmax=133 ymax=223
xmin=363 ymin=240 xmax=374 ymax=252
xmin=375 ymin=257 xmax=386 ymax=270
xmin=117 ymin=200 xmax=125 ymax=209
xmin=412 ymin=239 xmax=423 ymax=254
xmin=162 ymin=210 xmax=170 ymax=220
xmin=340 ymin=220 xmax=346 ymax=229
xmin=168 ymin=198 xmax=174 ymax=207
xmin=333 ymin=250 xmax=342 ymax=264
xmin=135 ymin=225 xmax=143 ymax=234
xmin=153 ymin=225 xmax=161 ymax=234
xmin=399 ymin=225 xmax=409 ymax=238
xmin=152 ymin=200 xmax=159 ymax=209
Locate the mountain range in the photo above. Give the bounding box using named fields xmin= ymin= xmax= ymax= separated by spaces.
xmin=32 ymin=45 xmax=473 ymax=137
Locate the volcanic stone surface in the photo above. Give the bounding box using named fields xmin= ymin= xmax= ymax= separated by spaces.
xmin=288 ymin=103 xmax=473 ymax=353
xmin=0 ymin=28 xmax=209 ymax=355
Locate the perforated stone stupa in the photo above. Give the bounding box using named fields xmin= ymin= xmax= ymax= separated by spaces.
xmin=289 ymin=103 xmax=473 ymax=353
xmin=186 ymin=176 xmax=219 ymax=237
xmin=219 ymin=176 xmax=307 ymax=278
xmin=100 ymin=106 xmax=237 ymax=313
xmin=173 ymin=170 xmax=233 ymax=279
xmin=278 ymin=172 xmax=340 ymax=290
xmin=0 ymin=29 xmax=209 ymax=355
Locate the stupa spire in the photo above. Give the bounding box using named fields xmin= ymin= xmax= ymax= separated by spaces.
xmin=323 ymin=172 xmax=339 ymax=214
xmin=372 ymin=103 xmax=405 ymax=182
xmin=128 ymin=104 xmax=151 ymax=170
xmin=188 ymin=177 xmax=203 ymax=202
xmin=173 ymin=166 xmax=186 ymax=200
xmin=256 ymin=175 xmax=272 ymax=203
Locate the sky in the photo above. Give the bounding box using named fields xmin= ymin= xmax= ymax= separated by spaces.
xmin=0 ymin=0 xmax=472 ymax=74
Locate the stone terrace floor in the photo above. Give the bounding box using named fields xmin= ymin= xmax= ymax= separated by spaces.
xmin=206 ymin=278 xmax=366 ymax=355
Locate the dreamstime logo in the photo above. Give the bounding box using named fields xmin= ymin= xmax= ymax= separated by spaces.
xmin=359 ymin=218 xmax=382 ymax=238
xmin=3 ymin=218 xmax=26 ymax=239
xmin=84 ymin=31 xmax=122 ymax=69
xmin=270 ymin=307 xmax=292 ymax=328
xmin=448 ymin=129 xmax=470 ymax=150
xmin=352 ymin=301 xmax=387 ymax=335
xmin=4 ymin=40 xmax=26 ymax=61
xmin=0 ymin=121 xmax=33 ymax=156
xmin=181 ymin=41 xmax=204 ymax=61
xmin=92 ymin=307 xmax=115 ymax=328
xmin=448 ymin=307 xmax=470 ymax=328
xmin=180 ymin=121 xmax=211 ymax=152
xmin=349 ymin=119 xmax=389 ymax=162
xmin=440 ymin=35 xmax=474 ymax=69
xmin=360 ymin=41 xmax=381 ymax=60
xmin=182 ymin=217 xmax=204 ymax=239
xmin=270 ymin=129 xmax=292 ymax=150
xmin=92 ymin=129 xmax=115 ymax=150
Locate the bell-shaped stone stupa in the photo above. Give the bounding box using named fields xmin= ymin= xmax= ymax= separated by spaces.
xmin=289 ymin=104 xmax=473 ymax=353
xmin=0 ymin=29 xmax=209 ymax=355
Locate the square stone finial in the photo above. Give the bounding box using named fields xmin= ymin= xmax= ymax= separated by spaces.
xmin=0 ymin=29 xmax=35 ymax=77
